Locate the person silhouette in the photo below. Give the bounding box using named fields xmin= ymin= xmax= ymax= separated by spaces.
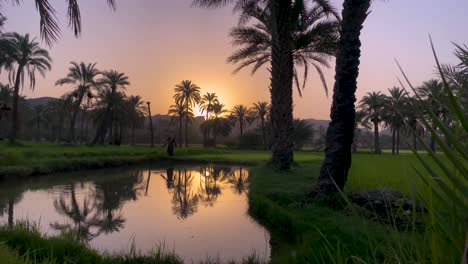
xmin=166 ymin=137 xmax=177 ymax=156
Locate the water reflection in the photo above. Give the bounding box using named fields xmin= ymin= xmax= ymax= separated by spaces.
xmin=0 ymin=165 xmax=269 ymax=262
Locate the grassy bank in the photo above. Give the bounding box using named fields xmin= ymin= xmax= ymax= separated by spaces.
xmin=0 ymin=142 xmax=444 ymax=263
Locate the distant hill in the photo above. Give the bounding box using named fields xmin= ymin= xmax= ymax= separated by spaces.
xmin=26 ymin=97 xmax=57 ymax=108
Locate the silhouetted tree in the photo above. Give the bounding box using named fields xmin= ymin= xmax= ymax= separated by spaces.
xmin=2 ymin=33 xmax=52 ymax=143
xmin=174 ymin=80 xmax=201 ymax=147
xmin=360 ymin=92 xmax=386 ymax=154
xmin=92 ymin=70 xmax=129 ymax=144
xmin=55 ymin=62 xmax=99 ymax=142
xmin=250 ymin=101 xmax=269 ymax=149
xmin=0 ymin=0 xmax=116 ymax=46
xmin=317 ymin=0 xmax=371 ymax=195
xmin=230 ymin=104 xmax=251 ymax=136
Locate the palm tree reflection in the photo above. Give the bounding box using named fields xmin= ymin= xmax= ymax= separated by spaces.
xmin=51 ymin=170 xmax=145 ymax=241
xmin=50 ymin=184 xmax=99 ymax=242
xmin=171 ymin=169 xmax=199 ymax=220
xmin=228 ymin=167 xmax=249 ymax=195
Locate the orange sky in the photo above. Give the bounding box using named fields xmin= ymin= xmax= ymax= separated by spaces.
xmin=1 ymin=0 xmax=467 ymax=119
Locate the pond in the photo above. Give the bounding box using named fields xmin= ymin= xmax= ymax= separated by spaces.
xmin=0 ymin=164 xmax=270 ymax=263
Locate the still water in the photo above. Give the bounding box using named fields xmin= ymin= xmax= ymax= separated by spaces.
xmin=0 ymin=165 xmax=270 ymax=262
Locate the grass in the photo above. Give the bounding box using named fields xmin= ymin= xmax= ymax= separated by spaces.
xmin=0 ymin=142 xmax=452 ymax=263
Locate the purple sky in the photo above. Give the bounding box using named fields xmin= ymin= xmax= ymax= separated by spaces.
xmin=1 ymin=0 xmax=467 ymax=119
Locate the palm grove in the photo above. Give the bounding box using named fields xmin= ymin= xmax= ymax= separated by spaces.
xmin=0 ymin=0 xmax=466 ymax=197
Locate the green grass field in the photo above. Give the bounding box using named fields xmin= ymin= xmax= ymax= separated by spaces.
xmin=0 ymin=142 xmax=453 ymax=263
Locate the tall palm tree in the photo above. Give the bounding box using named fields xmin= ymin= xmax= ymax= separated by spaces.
xmin=194 ymin=0 xmax=338 ymax=170
xmin=174 ymin=80 xmax=201 ymax=147
xmin=250 ymin=101 xmax=269 ymax=149
xmin=146 ymin=101 xmax=154 ymax=147
xmin=417 ymin=79 xmax=446 ymax=153
xmin=0 ymin=0 xmax=117 ymax=46
xmin=92 ymin=70 xmax=130 ymax=144
xmin=359 ymin=92 xmax=386 ymax=154
xmin=168 ymin=101 xmax=194 ymax=145
xmin=126 ymin=95 xmax=145 ymax=146
xmin=352 ymin=110 xmax=369 ymax=153
xmin=383 ymin=87 xmax=407 ymax=155
xmin=317 ymin=0 xmax=372 ymax=195
xmin=199 ymin=92 xmax=219 ymax=146
xmin=55 ymin=62 xmax=99 ymax=142
xmin=229 ymin=104 xmax=251 ymax=136
xmin=3 ymin=33 xmax=52 ymax=143
xmin=228 ymin=0 xmax=339 ymax=95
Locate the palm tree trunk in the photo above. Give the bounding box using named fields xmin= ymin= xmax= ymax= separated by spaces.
xmin=261 ymin=118 xmax=266 ymax=150
xmin=69 ymin=92 xmax=84 ymax=143
xmin=316 ymin=0 xmax=371 ymax=195
xmin=374 ymin=121 xmax=380 ymax=154
xmin=147 ymin=102 xmax=154 ymax=147
xmin=430 ymin=133 xmax=436 ymax=154
xmin=396 ymin=126 xmax=400 ymax=155
xmin=270 ymin=0 xmax=294 ymax=170
xmin=92 ymin=105 xmax=111 ymax=144
xmin=9 ymin=65 xmax=24 ymax=144
xmin=391 ymin=127 xmax=396 ymax=155
xmin=240 ymin=119 xmax=243 ymax=136
xmin=8 ymin=198 xmax=14 ymax=227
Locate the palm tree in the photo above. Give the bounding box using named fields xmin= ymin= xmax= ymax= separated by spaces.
xmin=228 ymin=0 xmax=339 ymax=95
xmin=359 ymin=92 xmax=386 ymax=154
xmin=317 ymin=0 xmax=372 ymax=195
xmin=199 ymin=92 xmax=219 ymax=146
xmin=2 ymin=33 xmax=52 ymax=143
xmin=417 ymin=79 xmax=446 ymax=153
xmin=250 ymin=101 xmax=269 ymax=149
xmin=92 ymin=70 xmax=130 ymax=144
xmin=230 ymin=104 xmax=251 ymax=136
xmin=194 ymin=0 xmax=338 ymax=170
xmin=126 ymin=95 xmax=145 ymax=146
xmin=0 ymin=0 xmax=116 ymax=46
xmin=383 ymin=87 xmax=407 ymax=155
xmin=168 ymin=101 xmax=194 ymax=145
xmin=174 ymin=80 xmax=201 ymax=147
xmin=352 ymin=110 xmax=369 ymax=153
xmin=56 ymin=62 xmax=99 ymax=142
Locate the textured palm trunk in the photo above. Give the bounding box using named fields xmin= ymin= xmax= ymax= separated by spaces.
xmin=9 ymin=65 xmax=24 ymax=144
xmin=391 ymin=127 xmax=396 ymax=155
xmin=373 ymin=121 xmax=380 ymax=154
xmin=316 ymin=0 xmax=371 ymax=194
xmin=270 ymin=0 xmax=294 ymax=170
xmin=69 ymin=91 xmax=85 ymax=143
